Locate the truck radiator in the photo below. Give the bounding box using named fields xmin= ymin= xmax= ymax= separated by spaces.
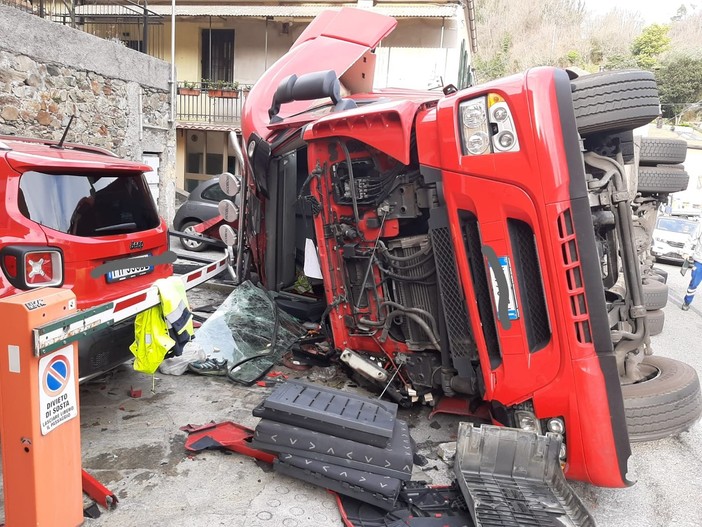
xmin=429 ymin=207 xmax=477 ymax=377
xmin=387 ymin=235 xmax=439 ymax=350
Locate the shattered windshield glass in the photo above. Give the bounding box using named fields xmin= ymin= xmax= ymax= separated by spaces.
xmin=192 ymin=281 xmax=306 ymax=383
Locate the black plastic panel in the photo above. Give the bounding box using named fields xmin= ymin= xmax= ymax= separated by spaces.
xmin=252 ymin=418 xmax=414 ymax=480
xmin=253 ymin=380 xmax=397 ymax=447
xmin=274 ymin=458 xmax=400 ymax=511
xmin=428 ymin=207 xmax=477 ymax=376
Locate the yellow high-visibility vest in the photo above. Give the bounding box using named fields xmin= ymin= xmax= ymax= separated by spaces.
xmin=129 ymin=277 xmax=194 ymax=374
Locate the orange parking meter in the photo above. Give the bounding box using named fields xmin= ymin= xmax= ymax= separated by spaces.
xmin=0 ymin=287 xmax=83 ymax=526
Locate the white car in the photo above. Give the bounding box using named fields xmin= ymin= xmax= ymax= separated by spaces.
xmin=651 ymin=215 xmax=699 ymax=263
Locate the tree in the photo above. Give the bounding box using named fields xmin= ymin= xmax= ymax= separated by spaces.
xmin=631 ymin=24 xmax=671 ymax=70
xmin=655 ymin=55 xmax=702 ymax=118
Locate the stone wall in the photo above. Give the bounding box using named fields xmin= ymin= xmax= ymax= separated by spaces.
xmin=0 ymin=6 xmax=177 ymax=223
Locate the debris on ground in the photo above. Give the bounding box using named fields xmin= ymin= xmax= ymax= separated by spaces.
xmin=437 ymin=441 xmax=457 ymax=463
xmin=190 ymin=281 xmax=306 ymax=385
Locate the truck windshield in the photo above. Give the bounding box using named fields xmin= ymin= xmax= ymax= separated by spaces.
xmin=19 ymin=171 xmax=161 ymax=237
xmin=656 ymin=217 xmax=698 ymax=234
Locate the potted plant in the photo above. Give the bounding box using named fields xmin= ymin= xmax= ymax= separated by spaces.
xmin=241 ymin=84 xmax=253 ymax=97
xmin=207 ymin=80 xmax=239 ymax=98
xmin=178 ymin=81 xmax=201 ymax=96
xmin=220 ymin=80 xmax=240 ymax=99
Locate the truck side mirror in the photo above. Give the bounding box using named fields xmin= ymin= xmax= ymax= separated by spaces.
xmin=268 ymin=70 xmax=343 ymax=123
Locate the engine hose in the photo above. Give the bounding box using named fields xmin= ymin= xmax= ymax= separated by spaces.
xmin=379 ymin=301 xmax=440 ymax=341
xmin=388 ymin=251 xmax=436 ymax=270
xmin=378 ymin=263 xmax=436 ymax=282
xmin=377 ymin=240 xmax=433 ymax=262
xmin=381 ymin=310 xmax=441 ymax=348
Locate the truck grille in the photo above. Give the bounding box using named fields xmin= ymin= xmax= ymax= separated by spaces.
xmin=557 ymin=209 xmax=592 ymax=344
xmin=459 ymin=211 xmax=501 ymax=368
xmin=508 ymin=219 xmax=551 ymax=353
xmin=429 ymin=208 xmax=477 ymax=376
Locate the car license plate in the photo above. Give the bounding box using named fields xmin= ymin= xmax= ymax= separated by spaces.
xmin=106 ymin=262 xmax=154 ymax=283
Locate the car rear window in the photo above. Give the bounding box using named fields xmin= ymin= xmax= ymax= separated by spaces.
xmin=19 ymin=171 xmax=161 ymax=237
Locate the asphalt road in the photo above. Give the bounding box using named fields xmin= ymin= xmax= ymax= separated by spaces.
xmin=571 ymin=261 xmax=702 ymax=526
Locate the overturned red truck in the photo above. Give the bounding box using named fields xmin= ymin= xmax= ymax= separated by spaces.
xmin=221 ymin=8 xmax=702 ymax=488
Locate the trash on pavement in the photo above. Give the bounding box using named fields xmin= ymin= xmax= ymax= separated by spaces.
xmin=158 ymin=341 xmax=207 ymax=375
xmin=180 ymin=421 xmax=275 ymax=464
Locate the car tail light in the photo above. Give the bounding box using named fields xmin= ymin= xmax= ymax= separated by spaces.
xmin=3 ymin=255 xmax=17 ymax=279
xmin=0 ymin=246 xmax=64 ymax=290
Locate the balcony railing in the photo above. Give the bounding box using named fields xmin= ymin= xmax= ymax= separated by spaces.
xmin=177 ymin=82 xmax=246 ymax=126
xmin=1 ymin=0 xmax=165 ymax=58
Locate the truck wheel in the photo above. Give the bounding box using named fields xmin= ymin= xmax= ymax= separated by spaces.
xmin=570 ymin=70 xmax=660 ymax=136
xmin=637 ymin=166 xmax=690 ymax=194
xmin=622 ymin=356 xmax=702 ymax=442
xmin=642 ymin=279 xmax=668 ymax=310
xmin=645 ymin=309 xmax=665 ymax=336
xmin=639 ymin=137 xmax=688 ymax=166
xmin=652 ymin=267 xmax=668 ymax=283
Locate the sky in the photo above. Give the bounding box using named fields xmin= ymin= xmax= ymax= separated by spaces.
xmin=583 ymin=0 xmax=694 ymax=24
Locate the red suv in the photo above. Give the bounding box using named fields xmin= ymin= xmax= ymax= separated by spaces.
xmin=0 ymin=136 xmax=172 ymax=379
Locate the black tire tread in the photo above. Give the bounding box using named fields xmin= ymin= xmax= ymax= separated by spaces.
xmin=639 ymin=137 xmax=688 ymax=165
xmin=645 ymin=309 xmax=665 ymax=336
xmin=642 ymin=280 xmax=669 ymax=310
xmin=637 ymin=166 xmax=689 ymax=194
xmin=622 ymin=356 xmax=702 ymax=442
xmin=571 ymin=70 xmax=660 ymax=135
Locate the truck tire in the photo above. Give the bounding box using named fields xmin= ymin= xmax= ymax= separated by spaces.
xmin=642 ymin=279 xmax=668 ymax=310
xmin=652 ymin=267 xmax=668 ymax=283
xmin=570 ymin=70 xmax=660 ymax=136
xmin=622 ymin=356 xmax=702 ymax=442
xmin=637 ymin=166 xmax=689 ymax=194
xmin=639 ymin=137 xmax=688 ymax=166
xmin=645 ymin=309 xmax=665 ymax=336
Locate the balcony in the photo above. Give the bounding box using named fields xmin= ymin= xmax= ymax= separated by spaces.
xmin=1 ymin=0 xmax=166 ymax=58
xmin=176 ymin=81 xmax=245 ymax=128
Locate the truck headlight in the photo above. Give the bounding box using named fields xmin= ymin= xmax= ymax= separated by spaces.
xmin=459 ymin=94 xmax=520 ymax=155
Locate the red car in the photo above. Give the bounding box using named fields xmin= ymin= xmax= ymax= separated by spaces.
xmin=0 ymin=136 xmax=172 ymax=379
xmin=235 ymin=8 xmax=701 ymax=488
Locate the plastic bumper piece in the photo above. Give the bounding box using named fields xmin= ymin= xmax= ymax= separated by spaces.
xmin=454 ymin=424 xmax=595 ymax=527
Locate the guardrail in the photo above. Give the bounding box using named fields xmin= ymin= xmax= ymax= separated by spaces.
xmin=33 ymin=252 xmax=229 ymax=356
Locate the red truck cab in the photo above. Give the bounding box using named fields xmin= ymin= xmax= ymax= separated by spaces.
xmin=235 ymin=7 xmax=701 ymax=488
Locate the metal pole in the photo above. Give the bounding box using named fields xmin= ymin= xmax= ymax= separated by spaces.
xmin=264 ymin=17 xmax=269 ymax=70
xmin=143 ymin=0 xmax=149 ymax=54
xmin=170 ymin=0 xmax=176 ymax=124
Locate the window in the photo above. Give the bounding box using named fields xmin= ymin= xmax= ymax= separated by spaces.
xmin=201 ymin=183 xmax=228 ymax=202
xmin=201 ymin=29 xmax=235 ymax=82
xmin=19 ymin=171 xmax=160 ymax=237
